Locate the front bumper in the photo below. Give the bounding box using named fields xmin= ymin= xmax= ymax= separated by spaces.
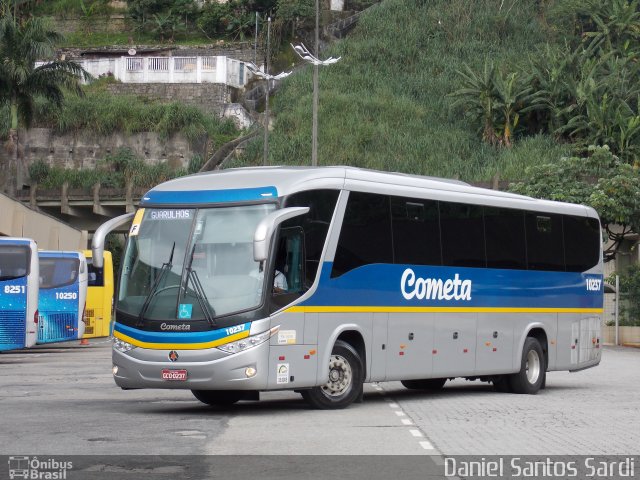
xmin=112 ymin=339 xmax=270 ymax=390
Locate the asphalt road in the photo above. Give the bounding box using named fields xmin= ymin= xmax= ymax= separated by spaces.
xmin=1 ymin=341 xmax=639 ymax=479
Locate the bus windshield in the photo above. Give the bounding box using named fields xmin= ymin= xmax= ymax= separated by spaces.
xmin=0 ymin=245 xmax=30 ymax=281
xmin=118 ymin=204 xmax=277 ymax=320
xmin=39 ymin=258 xmax=80 ymax=289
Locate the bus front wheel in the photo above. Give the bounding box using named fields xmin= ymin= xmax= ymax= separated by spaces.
xmin=508 ymin=337 xmax=546 ymax=394
xmin=192 ymin=390 xmax=242 ymax=406
xmin=301 ymin=340 xmax=364 ymax=409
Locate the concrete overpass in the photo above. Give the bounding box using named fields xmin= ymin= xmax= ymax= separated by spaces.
xmin=15 ymin=184 xmax=143 ymax=233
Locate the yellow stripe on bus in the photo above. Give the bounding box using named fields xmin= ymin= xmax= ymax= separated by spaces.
xmin=113 ymin=329 xmax=250 ymax=350
xmin=285 ymin=306 xmax=603 ymax=314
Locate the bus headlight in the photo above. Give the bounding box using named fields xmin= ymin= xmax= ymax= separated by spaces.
xmin=217 ymin=326 xmax=279 ymax=354
xmin=113 ymin=338 xmax=136 ymax=353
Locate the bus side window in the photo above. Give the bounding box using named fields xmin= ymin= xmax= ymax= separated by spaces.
xmin=332 ymin=192 xmax=392 ymax=278
xmin=440 ymin=201 xmax=486 ymax=268
xmin=563 ymin=216 xmax=600 ymax=272
xmin=283 ymin=189 xmax=340 ymax=287
xmin=271 ymin=227 xmax=305 ymax=311
xmin=484 ymin=207 xmax=527 ymax=270
xmin=525 ymin=213 xmax=564 ymax=271
xmin=390 ymin=196 xmax=442 ymax=266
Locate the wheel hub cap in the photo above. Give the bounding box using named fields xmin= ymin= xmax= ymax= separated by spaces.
xmin=526 ymin=350 xmax=541 ymax=384
xmin=321 ymin=354 xmax=352 ymax=397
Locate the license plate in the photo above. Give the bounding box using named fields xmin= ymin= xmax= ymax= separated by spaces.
xmin=161 ymin=369 xmax=188 ymax=381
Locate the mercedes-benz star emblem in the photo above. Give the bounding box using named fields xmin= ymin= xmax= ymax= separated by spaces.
xmin=169 ymin=351 xmax=179 ymax=362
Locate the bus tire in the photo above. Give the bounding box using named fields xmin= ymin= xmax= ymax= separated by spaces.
xmin=508 ymin=337 xmax=546 ymax=394
xmin=301 ymin=340 xmax=363 ymax=409
xmin=401 ymin=378 xmax=447 ymax=390
xmin=191 ymin=390 xmax=242 ymax=406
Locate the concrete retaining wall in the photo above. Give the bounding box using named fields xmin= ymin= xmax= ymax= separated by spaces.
xmin=0 ymin=192 xmax=87 ymax=249
xmin=4 ymin=128 xmax=201 ymax=185
xmin=602 ymin=325 xmax=640 ymax=345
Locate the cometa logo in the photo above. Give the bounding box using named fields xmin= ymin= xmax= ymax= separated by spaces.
xmin=401 ymin=268 xmax=472 ymax=301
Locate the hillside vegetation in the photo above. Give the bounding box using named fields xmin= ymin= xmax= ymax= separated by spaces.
xmin=232 ymin=0 xmax=638 ymax=180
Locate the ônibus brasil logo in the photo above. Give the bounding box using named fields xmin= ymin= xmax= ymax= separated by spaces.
xmin=401 ymin=268 xmax=472 ymax=301
xmin=8 ymin=456 xmax=72 ymax=479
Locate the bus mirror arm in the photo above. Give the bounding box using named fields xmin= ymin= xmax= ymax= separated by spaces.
xmin=92 ymin=212 xmax=135 ymax=268
xmin=254 ymin=207 xmax=309 ymax=262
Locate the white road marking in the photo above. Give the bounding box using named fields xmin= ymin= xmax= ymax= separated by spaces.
xmin=388 ymin=403 xmax=399 ymax=408
xmin=394 ymin=410 xmax=406 ymax=417
xmin=401 ymin=419 xmax=413 ymax=426
xmin=419 ymin=440 xmax=434 ymax=450
xmin=409 ymin=429 xmax=423 ymax=438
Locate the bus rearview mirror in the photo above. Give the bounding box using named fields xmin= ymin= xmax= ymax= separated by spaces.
xmin=91 ymin=212 xmax=135 ymax=268
xmin=253 ymin=207 xmax=309 ymax=262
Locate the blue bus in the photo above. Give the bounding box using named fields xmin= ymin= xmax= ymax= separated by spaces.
xmin=0 ymin=238 xmax=39 ymax=352
xmin=37 ymin=251 xmax=88 ymax=344
xmin=93 ymin=167 xmax=603 ymax=409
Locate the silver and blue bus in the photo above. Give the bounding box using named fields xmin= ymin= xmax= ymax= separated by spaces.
xmin=93 ymin=167 xmax=603 ymax=409
xmin=0 ymin=238 xmax=39 ymax=352
xmin=37 ymin=251 xmax=87 ymax=344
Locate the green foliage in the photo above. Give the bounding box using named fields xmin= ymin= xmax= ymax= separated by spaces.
xmin=275 ymin=0 xmax=314 ymax=38
xmin=449 ymin=0 xmax=640 ymax=161
xmin=235 ymin=0 xmax=557 ymax=180
xmin=30 ymin=0 xmax=112 ymax=18
xmin=612 ymin=265 xmax=640 ymax=326
xmin=129 ymin=0 xmax=211 ymax=41
xmin=510 ymin=145 xmax=640 ymax=260
xmin=0 ymin=13 xmax=90 ymax=130
xmin=30 ymin=147 xmax=190 ymax=189
xmin=187 ymin=154 xmax=204 ymax=174
xmin=449 ymin=60 xmax=544 ymax=147
xmin=197 ymin=1 xmax=257 ymax=41
xmin=32 ymin=92 xmax=239 ymax=145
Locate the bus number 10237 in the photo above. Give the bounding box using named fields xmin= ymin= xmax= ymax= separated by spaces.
xmin=56 ymin=292 xmax=78 ymax=300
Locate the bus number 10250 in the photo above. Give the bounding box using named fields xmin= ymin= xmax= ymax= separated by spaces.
xmin=56 ymin=292 xmax=78 ymax=300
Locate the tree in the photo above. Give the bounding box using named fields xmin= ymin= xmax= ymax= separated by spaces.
xmin=448 ymin=59 xmax=543 ymax=147
xmin=509 ymin=145 xmax=640 ymax=261
xmin=0 ymin=13 xmax=88 ymax=194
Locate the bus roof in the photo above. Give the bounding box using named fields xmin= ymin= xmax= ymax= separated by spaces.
xmin=39 ymin=251 xmax=84 ymax=259
xmin=140 ymin=166 xmax=597 ymax=218
xmin=0 ymin=237 xmax=36 ymax=246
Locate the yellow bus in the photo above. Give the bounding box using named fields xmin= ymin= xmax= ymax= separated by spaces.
xmin=82 ymin=250 xmax=114 ymax=338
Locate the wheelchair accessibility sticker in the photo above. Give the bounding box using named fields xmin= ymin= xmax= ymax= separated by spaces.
xmin=178 ymin=304 xmax=193 ymax=319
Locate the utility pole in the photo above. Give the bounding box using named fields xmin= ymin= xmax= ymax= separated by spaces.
xmin=263 ymin=17 xmax=271 ymax=166
xmin=291 ymin=42 xmax=341 ymax=167
xmin=254 ymin=12 xmax=259 ymax=66
xmin=312 ymin=0 xmax=320 ymax=167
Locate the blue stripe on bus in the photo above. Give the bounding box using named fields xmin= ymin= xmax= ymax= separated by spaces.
xmin=140 ymin=186 xmax=279 ymax=206
xmin=114 ymin=322 xmax=252 ymax=344
xmin=298 ymin=263 xmax=603 ymax=310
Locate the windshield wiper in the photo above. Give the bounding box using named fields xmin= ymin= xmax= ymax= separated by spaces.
xmin=137 ymin=242 xmax=175 ymax=326
xmin=181 ymin=243 xmax=216 ymax=328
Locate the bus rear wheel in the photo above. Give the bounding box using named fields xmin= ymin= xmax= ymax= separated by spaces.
xmin=508 ymin=337 xmax=546 ymax=394
xmin=301 ymin=340 xmax=363 ymax=409
xmin=192 ymin=390 xmax=242 ymax=406
xmin=401 ymin=378 xmax=447 ymax=390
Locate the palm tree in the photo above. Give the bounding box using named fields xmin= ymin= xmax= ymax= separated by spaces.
xmin=0 ymin=12 xmax=89 ymax=195
xmin=448 ymin=59 xmax=500 ymax=146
